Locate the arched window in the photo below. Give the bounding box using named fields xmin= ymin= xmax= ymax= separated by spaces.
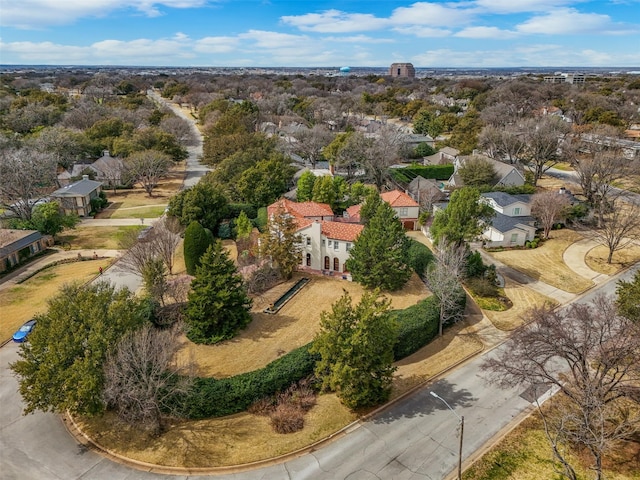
xmin=333 ymin=257 xmax=339 ymax=271
xmin=306 ymin=253 xmax=311 ymax=266
xmin=324 ymin=256 xmax=330 ymax=270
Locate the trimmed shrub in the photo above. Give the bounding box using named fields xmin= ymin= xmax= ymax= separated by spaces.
xmin=228 ymin=203 xmax=257 ymax=220
xmin=254 ymin=207 xmax=268 ymax=231
xmin=406 ymin=239 xmax=434 ymax=277
xmin=270 ymin=403 xmax=304 ymax=433
xmin=183 ymin=221 xmax=213 ymax=275
xmin=392 ymin=297 xmax=441 ymax=359
xmin=389 ymin=164 xmax=454 ymax=184
xmin=177 ymin=344 xmax=318 ymax=419
xmin=466 ymin=277 xmax=499 ymax=298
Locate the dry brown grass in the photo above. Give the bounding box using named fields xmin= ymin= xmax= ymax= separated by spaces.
xmin=58 ymin=225 xmax=143 ymax=250
xmin=0 ymin=259 xmax=106 ymax=343
xmin=95 ymin=163 xmax=185 ymax=218
xmin=487 ymin=229 xmax=594 ymax=293
xmin=483 ymin=278 xmax=558 ymax=331
xmin=178 ymin=272 xmax=429 ymax=377
xmin=585 ymin=243 xmax=640 ymax=275
xmin=78 ymin=393 xmax=356 ymax=468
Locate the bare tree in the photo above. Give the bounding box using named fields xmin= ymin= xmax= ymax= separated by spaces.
xmin=151 ymin=216 xmax=182 ymax=274
xmin=531 ymin=190 xmax=571 ymax=239
xmin=588 ymin=200 xmax=640 ymax=264
xmin=482 ymin=297 xmax=640 ymax=480
xmin=478 ymin=124 xmax=526 ymax=166
xmin=103 ymin=324 xmax=194 ymax=435
xmin=363 ymin=125 xmax=403 ymax=191
xmin=423 ymin=240 xmax=467 ymax=337
xmin=118 ymin=229 xmax=157 ymax=277
xmin=521 ymin=117 xmax=571 ymax=185
xmin=0 ymin=147 xmax=58 ymax=220
xmin=124 ymin=150 xmax=173 ymax=197
xmin=159 ymin=116 xmax=198 ymax=146
xmin=290 ymin=124 xmax=334 ymax=168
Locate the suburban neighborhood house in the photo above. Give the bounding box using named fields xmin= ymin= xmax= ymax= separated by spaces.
xmin=57 ymin=150 xmax=124 ymax=188
xmin=448 ymin=154 xmax=526 ymax=188
xmin=267 ymin=198 xmax=363 ymax=275
xmin=379 ymin=190 xmax=420 ymax=230
xmin=50 ymin=175 xmax=103 ymax=217
xmin=480 ymin=192 xmax=536 ymax=248
xmin=0 ymin=229 xmax=52 ymax=273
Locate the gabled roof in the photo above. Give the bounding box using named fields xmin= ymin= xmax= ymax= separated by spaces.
xmin=268 ymin=199 xmax=334 ymax=219
xmin=482 ymin=192 xmax=531 ymax=208
xmin=490 ymin=212 xmax=535 ymax=234
xmin=345 ymin=204 xmax=362 ymax=220
xmin=380 ymin=189 xmax=419 ymax=208
xmin=51 ymin=177 xmax=102 ymax=197
xmin=0 ymin=229 xmax=42 ymax=256
xmin=320 ymin=221 xmax=364 ymax=242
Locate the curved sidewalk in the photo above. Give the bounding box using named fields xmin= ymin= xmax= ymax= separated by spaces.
xmin=562 ymin=237 xmax=610 ymax=284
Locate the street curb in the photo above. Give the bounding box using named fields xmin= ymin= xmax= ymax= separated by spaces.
xmin=64 ymin=332 xmax=486 ymax=476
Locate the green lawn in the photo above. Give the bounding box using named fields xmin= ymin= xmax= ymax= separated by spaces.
xmin=57 ymin=226 xmax=144 ymax=250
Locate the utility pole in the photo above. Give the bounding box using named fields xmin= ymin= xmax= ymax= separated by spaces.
xmin=430 ymin=391 xmax=464 ymax=480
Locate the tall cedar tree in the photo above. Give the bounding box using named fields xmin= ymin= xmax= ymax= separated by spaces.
xmin=346 ymin=201 xmax=411 ymax=291
xmin=616 ymin=270 xmax=640 ymax=322
xmin=185 ymin=240 xmax=252 ymax=344
xmin=183 ymin=221 xmax=213 ymax=275
xmin=429 ymin=187 xmax=494 ymax=246
xmin=168 ymin=181 xmax=229 ymax=233
xmin=311 ymin=290 xmax=398 ymax=410
xmin=259 ymin=207 xmax=302 ymax=280
xmin=11 ymin=282 xmax=148 ymax=416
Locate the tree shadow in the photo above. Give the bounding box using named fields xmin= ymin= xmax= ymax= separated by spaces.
xmin=373 ymin=379 xmax=476 ymax=424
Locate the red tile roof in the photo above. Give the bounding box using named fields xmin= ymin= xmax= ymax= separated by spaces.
xmin=320 ymin=221 xmax=364 ymax=242
xmin=380 ymin=189 xmax=419 ymax=208
xmin=345 ymin=204 xmax=362 ymax=221
xmin=267 ymin=199 xmax=334 ymax=219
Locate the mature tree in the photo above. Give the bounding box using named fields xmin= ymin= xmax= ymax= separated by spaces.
xmin=29 ymin=126 xmax=87 ymax=169
xmin=11 ymin=282 xmax=148 ymax=416
xmin=423 ymin=240 xmax=467 ymax=336
xmin=0 ymin=147 xmax=58 ymax=220
xmin=311 ymin=290 xmax=398 ymax=409
xmin=259 ymin=207 xmax=302 ymax=280
xmin=447 ymin=109 xmax=483 ymax=155
xmin=124 ymin=150 xmax=173 ymax=197
xmin=478 ymin=124 xmax=526 ymax=165
xmin=430 ymin=187 xmax=494 ymax=246
xmin=114 ymin=127 xmax=188 ymax=162
xmin=237 ymin=154 xmax=296 ymax=207
xmin=159 ymin=115 xmax=198 ymax=146
xmin=168 ymin=181 xmax=230 ymax=232
xmin=311 ymin=174 xmax=342 ymax=208
xmin=296 ymin=170 xmax=316 ymax=202
xmin=324 ymin=131 xmax=368 ymax=180
xmin=103 ymin=324 xmax=193 ymax=434
xmin=588 ymin=200 xmax=640 ymax=264
xmin=457 ymin=156 xmax=498 ymax=187
xmin=482 ymin=297 xmax=640 ymax=480
xmin=531 ymin=190 xmax=571 ymax=239
xmin=140 ymin=257 xmax=168 ymax=305
xmin=616 ymin=270 xmax=640 ymax=322
xmin=358 ymin=190 xmax=383 ymax=226
xmin=183 ymin=221 xmax=214 ymax=276
xmin=521 ymin=117 xmax=571 ymax=185
xmin=346 ymin=201 xmax=411 ymax=291
xmin=290 ymin=124 xmax=333 ymax=168
xmin=185 ymin=241 xmax=252 ymax=344
xmin=150 ymin=216 xmax=182 ymax=274
xmin=10 ymin=201 xmax=79 ymax=238
xmin=361 ymin=125 xmax=403 ymax=191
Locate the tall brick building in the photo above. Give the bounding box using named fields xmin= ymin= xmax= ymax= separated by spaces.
xmin=389 ymin=63 xmax=415 ymax=78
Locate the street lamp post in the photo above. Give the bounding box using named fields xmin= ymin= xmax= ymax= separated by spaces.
xmin=430 ymin=391 xmax=464 ymax=480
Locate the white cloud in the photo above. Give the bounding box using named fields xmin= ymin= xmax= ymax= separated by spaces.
xmin=194 ymin=36 xmax=239 ymax=53
xmin=517 ymin=8 xmax=625 ymax=35
xmin=392 ymin=26 xmax=453 ymax=38
xmin=323 ymin=35 xmax=395 ymax=44
xmin=1 ymin=0 xmax=211 ymax=28
xmin=280 ymin=9 xmax=388 ymax=33
xmin=239 ymin=30 xmax=312 ymax=49
xmin=454 ymin=26 xmax=517 ymax=39
xmin=473 ymin=0 xmax=580 ymax=14
xmin=390 ymin=3 xmax=474 ymax=26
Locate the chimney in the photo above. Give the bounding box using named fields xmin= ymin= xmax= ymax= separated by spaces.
xmin=329 ymin=163 xmax=335 ymax=175
xmin=82 ymin=175 xmax=89 ymax=180
xmin=103 ymin=150 xmax=110 ymax=157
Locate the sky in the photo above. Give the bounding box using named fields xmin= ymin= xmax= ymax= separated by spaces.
xmin=1 ymin=0 xmax=639 ymax=68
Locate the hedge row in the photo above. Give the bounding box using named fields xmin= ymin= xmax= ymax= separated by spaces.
xmin=177 ymin=286 xmax=466 ymax=419
xmin=177 ymin=344 xmax=318 ymax=419
xmin=390 ymin=164 xmax=454 ymax=183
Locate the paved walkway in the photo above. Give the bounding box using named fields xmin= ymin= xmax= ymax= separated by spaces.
xmin=562 ymin=237 xmax=610 ymax=284
xmin=79 ymin=218 xmax=159 ymax=227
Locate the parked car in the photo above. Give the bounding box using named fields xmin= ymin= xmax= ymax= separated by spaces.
xmin=12 ymin=319 xmax=36 ymax=343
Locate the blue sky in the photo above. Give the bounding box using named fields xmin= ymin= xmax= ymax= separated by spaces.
xmin=1 ymin=0 xmax=639 ymax=67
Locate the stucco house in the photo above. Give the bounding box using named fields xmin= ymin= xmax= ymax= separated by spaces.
xmin=0 ymin=229 xmax=52 ymax=273
xmin=267 ymin=198 xmax=363 ymax=276
xmin=380 ymin=189 xmax=420 ymax=230
xmin=50 ymin=175 xmax=103 ymax=217
xmin=481 ymin=192 xmax=536 ymax=248
xmin=448 ymin=154 xmax=525 ymax=188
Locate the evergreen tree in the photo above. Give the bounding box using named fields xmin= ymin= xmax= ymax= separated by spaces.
xmin=311 ymin=290 xmax=397 ymax=409
xmin=183 ymin=221 xmax=213 ymax=275
xmin=296 ymin=170 xmax=316 ymax=202
xmin=259 ymin=207 xmax=302 ymax=280
xmin=430 ymin=187 xmax=494 ymax=247
xmin=311 ymin=174 xmax=337 ymax=207
xmin=185 ymin=241 xmax=252 ymax=344
xmin=358 ymin=190 xmax=383 ymax=225
xmin=235 ymin=210 xmax=253 ymax=240
xmin=346 ymin=201 xmax=411 ymax=291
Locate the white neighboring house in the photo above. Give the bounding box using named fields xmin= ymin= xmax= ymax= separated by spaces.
xmin=448 ymin=154 xmax=525 ymax=188
xmin=481 ymin=192 xmax=536 ymax=248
